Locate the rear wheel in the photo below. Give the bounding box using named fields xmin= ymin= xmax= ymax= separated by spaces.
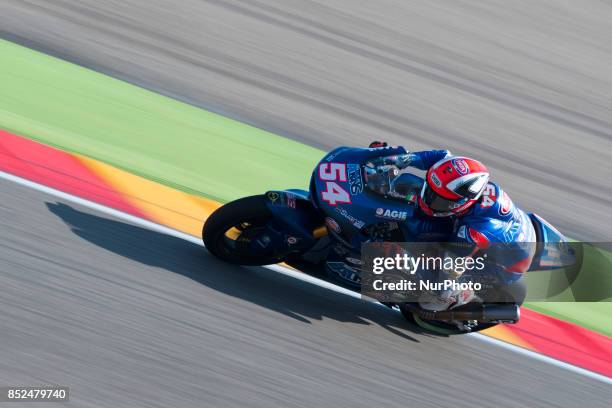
xmin=203 ymin=195 xmax=287 ymax=265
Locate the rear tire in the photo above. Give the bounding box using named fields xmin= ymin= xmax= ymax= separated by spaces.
xmin=203 ymin=195 xmax=286 ymax=265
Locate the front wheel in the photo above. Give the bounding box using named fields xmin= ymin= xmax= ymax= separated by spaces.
xmin=398 ymin=303 xmax=498 ymax=335
xmin=203 ymin=195 xmax=287 ymax=265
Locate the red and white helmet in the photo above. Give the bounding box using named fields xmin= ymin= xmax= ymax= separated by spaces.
xmin=418 ymin=156 xmax=489 ymax=217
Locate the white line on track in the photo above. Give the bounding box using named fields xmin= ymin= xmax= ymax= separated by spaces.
xmin=1 ymin=169 xmax=610 ymax=385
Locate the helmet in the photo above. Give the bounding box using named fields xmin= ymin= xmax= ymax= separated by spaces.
xmin=418 ymin=156 xmax=489 ymax=217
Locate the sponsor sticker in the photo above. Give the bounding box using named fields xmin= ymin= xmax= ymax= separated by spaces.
xmin=367 ymin=145 xmax=395 ymax=151
xmin=267 ymin=191 xmax=280 ymax=203
xmin=324 ymin=148 xmax=347 ymax=162
xmin=430 ymin=172 xmax=442 ymax=188
xmin=335 ymin=207 xmax=366 ymax=229
xmin=457 ymin=225 xmax=466 ymax=239
xmin=502 ymin=221 xmax=521 ymax=242
xmin=286 ymin=194 xmax=297 ymax=209
xmin=345 ymin=257 xmax=364 ymax=266
xmin=452 ymin=158 xmax=469 ymax=175
xmin=468 ymin=228 xmax=490 ymax=249
xmin=375 ymin=208 xmax=408 ymax=221
xmin=255 ymin=235 xmax=271 ymax=248
xmin=325 ymin=217 xmax=341 ymax=233
xmin=499 ymin=191 xmax=512 ymax=215
xmin=347 ymin=164 xmax=363 ymax=195
xmin=326 ymin=261 xmax=361 ymax=283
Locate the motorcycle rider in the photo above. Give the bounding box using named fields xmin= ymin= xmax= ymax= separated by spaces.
xmin=363 ymin=141 xmax=535 ymax=310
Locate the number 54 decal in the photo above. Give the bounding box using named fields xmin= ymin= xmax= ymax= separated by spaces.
xmin=480 ymin=184 xmax=496 ymax=208
xmin=318 ymin=163 xmax=351 ymax=205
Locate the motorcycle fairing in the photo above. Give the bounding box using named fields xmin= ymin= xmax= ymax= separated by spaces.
xmin=528 ymin=213 xmax=576 ymax=271
xmin=262 ymin=189 xmax=322 ymax=253
xmin=309 ymin=146 xmax=418 ymax=247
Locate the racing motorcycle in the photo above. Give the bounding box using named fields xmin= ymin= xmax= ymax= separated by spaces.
xmin=203 ymin=146 xmax=569 ymax=334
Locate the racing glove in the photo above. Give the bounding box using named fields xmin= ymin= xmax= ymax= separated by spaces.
xmin=369 ymin=141 xmax=388 ymax=148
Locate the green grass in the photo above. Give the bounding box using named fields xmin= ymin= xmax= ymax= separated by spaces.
xmin=1 ymin=39 xmax=609 ymax=336
xmin=0 ymin=39 xmax=322 ymax=203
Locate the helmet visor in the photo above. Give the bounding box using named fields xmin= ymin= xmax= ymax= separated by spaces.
xmin=421 ymin=184 xmax=468 ymax=213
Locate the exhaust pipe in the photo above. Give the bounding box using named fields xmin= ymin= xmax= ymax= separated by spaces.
xmin=412 ymin=304 xmax=520 ymax=323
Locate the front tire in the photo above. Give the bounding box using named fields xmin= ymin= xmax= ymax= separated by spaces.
xmin=398 ymin=303 xmax=497 ymax=334
xmin=203 ymin=195 xmax=286 ymax=265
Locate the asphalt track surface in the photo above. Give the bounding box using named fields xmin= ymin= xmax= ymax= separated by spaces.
xmin=1 ymin=1 xmax=612 ymax=407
